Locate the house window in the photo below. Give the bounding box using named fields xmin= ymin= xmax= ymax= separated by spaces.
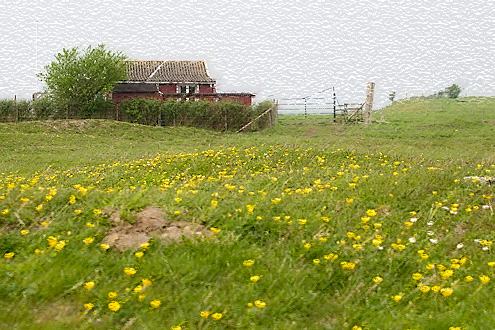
xmin=178 ymin=85 xmax=197 ymax=94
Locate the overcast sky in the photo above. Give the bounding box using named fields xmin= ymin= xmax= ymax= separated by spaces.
xmin=1 ymin=0 xmax=494 ymax=108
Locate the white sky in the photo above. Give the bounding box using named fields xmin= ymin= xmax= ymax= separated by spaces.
xmin=1 ymin=0 xmax=494 ymax=108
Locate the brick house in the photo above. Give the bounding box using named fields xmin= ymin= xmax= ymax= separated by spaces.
xmin=111 ymin=60 xmax=254 ymax=105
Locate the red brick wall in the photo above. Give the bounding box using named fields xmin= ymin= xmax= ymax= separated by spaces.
xmin=218 ymin=95 xmax=253 ymax=105
xmin=112 ymin=91 xmax=253 ymax=106
xmin=112 ymin=92 xmax=160 ymax=104
xmin=159 ymin=84 xmax=177 ymax=93
xmin=199 ymin=84 xmax=215 ymax=93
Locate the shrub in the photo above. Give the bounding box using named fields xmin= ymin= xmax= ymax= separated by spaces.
xmin=32 ymin=97 xmax=59 ymax=119
xmin=119 ymin=98 xmax=163 ymax=125
xmin=0 ymin=98 xmax=33 ymax=122
xmin=0 ymin=99 xmax=16 ymax=121
xmin=80 ymin=96 xmax=115 ymax=119
xmin=119 ymin=98 xmax=257 ymax=130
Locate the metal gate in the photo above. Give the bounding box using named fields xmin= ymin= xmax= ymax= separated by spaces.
xmin=276 ymin=87 xmax=338 ymax=117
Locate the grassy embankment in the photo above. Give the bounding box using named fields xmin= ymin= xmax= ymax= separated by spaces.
xmin=1 ymin=97 xmax=495 ymax=329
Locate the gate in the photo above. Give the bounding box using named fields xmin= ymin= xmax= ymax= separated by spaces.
xmin=275 ymin=84 xmax=373 ymax=123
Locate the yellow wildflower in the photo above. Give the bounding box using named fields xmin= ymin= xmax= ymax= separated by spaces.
xmin=352 ymin=244 xmax=363 ymax=250
xmin=108 ymin=301 xmax=120 ymax=312
xmin=412 ymin=273 xmax=422 ymax=281
xmin=150 ymin=300 xmax=161 ymax=308
xmin=55 ymin=240 xmax=66 ymax=251
xmin=4 ymin=252 xmax=14 ymax=259
xmin=254 ymin=300 xmax=266 ymax=308
xmin=212 ymin=312 xmax=223 ymax=320
xmin=440 ymin=270 xmax=454 ymax=279
xmin=133 ymin=285 xmax=143 ymax=294
xmin=480 ymin=275 xmax=490 ymax=284
xmin=200 ymin=311 xmax=210 ymax=318
xmin=441 ymin=288 xmax=453 ymax=297
xmin=83 ymin=237 xmax=94 ymax=245
xmin=124 ymin=267 xmax=137 ymax=275
xmin=84 ymin=281 xmax=95 ymax=290
xmin=373 ymin=276 xmax=383 ymax=283
xmin=366 ymin=209 xmax=377 ymax=217
xmin=250 ymin=275 xmax=261 ymax=282
xmin=419 ymin=285 xmax=431 ymax=293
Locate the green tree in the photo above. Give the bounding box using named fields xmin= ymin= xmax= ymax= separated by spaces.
xmin=445 ymin=84 xmax=462 ymax=99
xmin=39 ymin=44 xmax=127 ymax=118
xmin=388 ymin=91 xmax=396 ymax=102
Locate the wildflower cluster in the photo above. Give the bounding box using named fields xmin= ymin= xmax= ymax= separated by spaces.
xmin=0 ymin=145 xmax=494 ymax=329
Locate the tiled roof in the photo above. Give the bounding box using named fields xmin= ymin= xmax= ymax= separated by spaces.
xmin=125 ymin=60 xmax=216 ymax=83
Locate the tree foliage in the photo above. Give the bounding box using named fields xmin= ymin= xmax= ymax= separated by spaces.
xmin=39 ymin=45 xmax=127 ymax=117
xmin=445 ymin=84 xmax=462 ymax=98
xmin=388 ymin=91 xmax=396 ymax=102
xmin=437 ymin=84 xmax=462 ymax=99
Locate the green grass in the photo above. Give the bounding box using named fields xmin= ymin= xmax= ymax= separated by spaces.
xmin=1 ymin=97 xmax=495 ymax=329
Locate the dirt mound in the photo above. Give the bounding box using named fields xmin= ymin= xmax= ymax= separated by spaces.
xmin=102 ymin=206 xmax=211 ymax=251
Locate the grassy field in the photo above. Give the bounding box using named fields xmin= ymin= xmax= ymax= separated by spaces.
xmin=1 ymin=97 xmax=495 ymax=329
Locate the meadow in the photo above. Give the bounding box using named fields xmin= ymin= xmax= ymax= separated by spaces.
xmin=1 ymin=97 xmax=495 ymax=329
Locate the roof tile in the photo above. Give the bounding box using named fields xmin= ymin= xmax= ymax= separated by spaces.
xmin=125 ymin=60 xmax=215 ymax=83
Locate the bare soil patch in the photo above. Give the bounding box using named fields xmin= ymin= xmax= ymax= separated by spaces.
xmin=102 ymin=206 xmax=211 ymax=251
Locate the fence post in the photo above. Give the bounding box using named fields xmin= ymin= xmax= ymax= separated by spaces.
xmin=304 ymin=97 xmax=307 ymax=118
xmin=364 ymin=82 xmax=375 ymax=126
xmin=333 ymin=87 xmax=336 ymax=123
xmin=14 ymin=95 xmax=19 ymax=122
